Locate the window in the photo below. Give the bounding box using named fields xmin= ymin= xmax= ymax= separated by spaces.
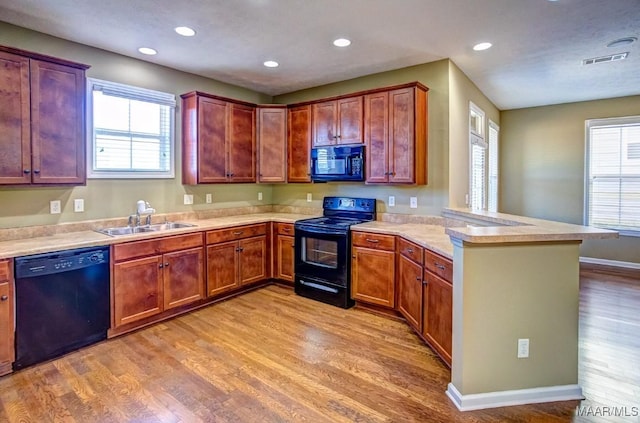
xmin=87 ymin=78 xmax=176 ymax=178
xmin=585 ymin=116 xmax=640 ymax=235
xmin=468 ymin=103 xmax=499 ymax=211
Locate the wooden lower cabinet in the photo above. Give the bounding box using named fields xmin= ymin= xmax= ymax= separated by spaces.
xmin=112 ymin=233 xmax=204 ymax=329
xmin=351 ymin=231 xmax=396 ymax=308
xmin=275 ymin=235 xmax=294 ymax=282
xmin=0 ymin=259 xmax=14 ymax=375
xmin=397 ymin=253 xmax=424 ymax=331
xmin=206 ymin=225 xmax=268 ymax=297
xmin=422 ymin=253 xmax=453 ymax=366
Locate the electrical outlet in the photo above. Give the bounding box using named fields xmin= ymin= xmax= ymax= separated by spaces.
xmin=465 ymin=193 xmax=469 ymax=205
xmin=74 ymin=199 xmax=84 ymax=213
xmin=50 ymin=200 xmax=61 ymax=214
xmin=205 ymin=193 xmax=212 ymax=204
xmin=517 ymin=338 xmax=530 ymax=358
xmin=258 ymin=192 xmax=263 ymax=201
xmin=388 ymin=196 xmax=395 ymax=207
xmin=410 ymin=197 xmax=418 ymax=208
xmin=183 ymin=194 xmax=194 ymax=205
xmin=306 ymin=193 xmax=312 ymax=202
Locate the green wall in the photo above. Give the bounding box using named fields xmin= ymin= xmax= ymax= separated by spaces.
xmin=0 ymin=22 xmax=273 ymax=228
xmin=501 ymin=96 xmax=640 ymax=264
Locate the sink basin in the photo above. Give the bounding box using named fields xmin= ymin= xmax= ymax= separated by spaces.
xmin=96 ymin=222 xmax=196 ymax=236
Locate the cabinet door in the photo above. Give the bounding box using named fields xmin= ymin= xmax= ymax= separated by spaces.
xmin=351 ymin=246 xmax=396 ymax=308
xmin=0 ymin=51 xmax=31 ymax=185
xmin=206 ymin=241 xmax=239 ymax=297
xmin=0 ymin=280 xmax=14 ymax=372
xmin=337 ymin=96 xmax=363 ymax=145
xmin=30 ymin=59 xmax=86 ymax=184
xmin=388 ymin=87 xmax=415 ymax=184
xmin=287 ymin=105 xmax=312 ymax=182
xmin=258 ymin=106 xmax=287 ymax=182
xmin=312 ymin=101 xmax=337 ymax=146
xmin=228 ymin=103 xmax=256 ymax=182
xmin=276 ymin=235 xmax=295 ymax=282
xmin=113 ymin=256 xmax=164 ymax=327
xmin=163 ymin=247 xmax=205 ymax=310
xmin=239 ymin=236 xmax=267 ymax=285
xmin=397 ymin=255 xmax=423 ymax=331
xmin=423 ymin=271 xmax=452 ymax=365
xmin=364 ymin=91 xmax=389 ymax=183
xmin=198 ymin=97 xmax=228 ymax=183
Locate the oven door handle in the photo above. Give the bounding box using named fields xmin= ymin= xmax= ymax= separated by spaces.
xmin=294 ymin=226 xmax=346 ymax=236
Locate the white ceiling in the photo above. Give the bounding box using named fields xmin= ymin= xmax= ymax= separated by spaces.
xmin=0 ymin=0 xmax=639 ymax=110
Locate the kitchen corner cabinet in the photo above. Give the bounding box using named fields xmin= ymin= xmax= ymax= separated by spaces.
xmin=0 ymin=46 xmax=88 ymax=185
xmin=397 ymin=238 xmax=424 ymax=331
xmin=257 ymin=106 xmax=287 ymax=183
xmin=112 ymin=233 xmax=204 ymax=328
xmin=364 ymin=84 xmax=428 ymax=184
xmin=422 ymin=249 xmax=453 ymax=366
xmin=273 ymin=222 xmax=295 ymax=283
xmin=287 ymin=105 xmax=312 ymax=182
xmin=181 ymin=92 xmax=256 ymax=184
xmin=206 ymin=223 xmax=268 ymax=297
xmin=351 ymin=231 xmax=396 ymax=308
xmin=0 ymin=260 xmax=15 ymax=376
xmin=312 ymin=96 xmax=363 ymax=146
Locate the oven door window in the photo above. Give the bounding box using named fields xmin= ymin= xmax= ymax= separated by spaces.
xmin=301 ymin=237 xmax=338 ymax=269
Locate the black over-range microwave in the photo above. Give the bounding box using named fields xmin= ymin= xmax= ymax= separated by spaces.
xmin=310 ymin=145 xmax=364 ymax=182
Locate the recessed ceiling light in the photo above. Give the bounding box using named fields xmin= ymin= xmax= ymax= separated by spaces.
xmin=138 ymin=47 xmax=157 ymax=55
xmin=175 ymin=26 xmax=196 ymax=37
xmin=333 ymin=38 xmax=351 ymax=47
xmin=473 ymin=42 xmax=492 ymax=51
xmin=607 ymin=37 xmax=637 ymax=48
xmin=263 ymin=60 xmax=279 ymax=68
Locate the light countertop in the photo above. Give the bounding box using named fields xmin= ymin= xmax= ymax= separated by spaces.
xmin=353 ymin=222 xmax=453 ymax=259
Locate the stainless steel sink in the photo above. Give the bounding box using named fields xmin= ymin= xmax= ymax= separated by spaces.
xmin=96 ymin=222 xmax=196 ymax=236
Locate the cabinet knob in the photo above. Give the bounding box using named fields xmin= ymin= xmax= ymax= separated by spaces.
xmin=23 ymin=169 xmax=31 ymax=174
xmin=239 ymin=247 xmax=244 ymax=252
xmin=0 ymin=295 xmax=7 ymax=301
xmin=159 ymin=264 xmax=164 ymax=268
xmin=423 ymin=280 xmax=428 ymax=285
xmin=165 ymin=262 xmax=170 ymax=267
xmin=407 ymin=248 xmax=414 ymax=253
xmin=33 ymin=169 xmax=41 ymax=174
xmin=416 ymin=276 xmax=421 ymax=281
xmin=352 ymin=255 xmax=356 ymax=258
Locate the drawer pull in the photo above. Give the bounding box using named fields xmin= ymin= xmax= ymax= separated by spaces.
xmin=407 ymin=248 xmax=414 ymax=253
xmin=366 ymin=239 xmax=379 ymax=243
xmin=435 ymin=263 xmax=446 ymax=270
xmin=416 ymin=276 xmax=421 ymax=281
xmin=282 ymin=227 xmax=290 ymax=232
xmin=233 ymin=231 xmax=244 ymax=236
xmin=0 ymin=295 xmax=7 ymax=301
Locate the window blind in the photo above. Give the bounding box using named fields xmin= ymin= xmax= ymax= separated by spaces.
xmin=88 ymin=78 xmax=176 ymax=178
xmin=586 ymin=117 xmax=640 ymax=235
xmin=488 ymin=121 xmax=499 ymax=212
xmin=470 ymin=133 xmax=487 ymax=210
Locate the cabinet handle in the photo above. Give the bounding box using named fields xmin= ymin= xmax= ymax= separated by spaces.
xmin=165 ymin=262 xmax=170 ymax=267
xmin=416 ymin=276 xmax=421 ymax=281
xmin=23 ymin=169 xmax=31 ymax=174
xmin=336 ymin=134 xmax=341 ymax=138
xmin=435 ymin=263 xmax=446 ymax=270
xmin=233 ymin=231 xmax=243 ymax=235
xmin=282 ymin=227 xmax=290 ymax=232
xmin=352 ymin=255 xmax=356 ymax=258
xmin=423 ymin=280 xmax=428 ymax=285
xmin=159 ymin=263 xmax=164 ymax=268
xmin=366 ymin=239 xmax=379 ymax=243
xmin=33 ymin=169 xmax=40 ymax=174
xmin=0 ymin=295 xmax=7 ymax=301
xmin=239 ymin=247 xmax=244 ymax=252
xmin=229 ymin=173 xmax=234 ymax=177
xmin=407 ymin=248 xmax=414 ymax=253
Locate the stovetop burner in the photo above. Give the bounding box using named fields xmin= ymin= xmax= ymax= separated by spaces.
xmin=295 ymin=216 xmax=366 ymax=229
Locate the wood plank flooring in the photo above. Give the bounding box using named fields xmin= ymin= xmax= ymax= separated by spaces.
xmin=0 ymin=269 xmax=638 ymax=422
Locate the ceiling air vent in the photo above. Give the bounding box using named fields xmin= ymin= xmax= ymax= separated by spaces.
xmin=582 ymin=52 xmax=629 ymax=65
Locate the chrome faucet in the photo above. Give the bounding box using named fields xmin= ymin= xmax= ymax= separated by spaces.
xmin=128 ymin=200 xmax=156 ymax=226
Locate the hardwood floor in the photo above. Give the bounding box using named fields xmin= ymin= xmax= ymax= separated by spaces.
xmin=0 ymin=269 xmax=637 ymax=422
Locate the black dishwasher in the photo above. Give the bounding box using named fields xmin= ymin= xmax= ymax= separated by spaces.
xmin=13 ymin=246 xmax=110 ymax=370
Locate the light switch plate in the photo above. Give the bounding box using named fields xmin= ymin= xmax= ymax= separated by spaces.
xmin=258 ymin=192 xmax=263 ymax=201
xmin=410 ymin=197 xmax=418 ymax=208
xmin=388 ymin=196 xmax=395 ymax=207
xmin=74 ymin=199 xmax=84 ymax=213
xmin=50 ymin=200 xmax=61 ymax=214
xmin=184 ymin=194 xmax=194 ymax=205
xmin=517 ymin=338 xmax=530 ymax=358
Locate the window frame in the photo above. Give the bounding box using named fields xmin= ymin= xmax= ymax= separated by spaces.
xmin=86 ymin=78 xmax=176 ymax=179
xmin=584 ymin=115 xmax=640 ymax=237
xmin=469 ymin=102 xmax=487 ymax=210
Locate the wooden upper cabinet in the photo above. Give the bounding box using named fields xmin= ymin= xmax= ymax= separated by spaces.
xmin=181 ymin=91 xmax=256 ymax=184
xmin=257 ymin=106 xmax=287 ymax=183
xmin=287 ymin=105 xmax=312 ymax=182
xmin=0 ymin=46 xmax=88 ymax=186
xmin=312 ymin=96 xmax=363 ymax=146
xmin=364 ymin=84 xmax=428 ymax=185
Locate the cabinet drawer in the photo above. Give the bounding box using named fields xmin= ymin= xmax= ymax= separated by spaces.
xmin=424 ymin=250 xmax=453 ymax=283
xmin=398 ymin=238 xmax=423 ymax=265
xmin=206 ymin=223 xmax=267 ymax=244
xmin=275 ymin=222 xmax=294 ymax=236
xmin=0 ymin=260 xmax=9 ymax=282
xmin=351 ymin=231 xmax=395 ymax=251
xmin=114 ymin=233 xmax=203 ymax=262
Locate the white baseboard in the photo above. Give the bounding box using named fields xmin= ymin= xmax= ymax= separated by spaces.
xmin=579 ymin=256 xmax=640 ymax=270
xmin=446 ymin=383 xmax=584 ymax=411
